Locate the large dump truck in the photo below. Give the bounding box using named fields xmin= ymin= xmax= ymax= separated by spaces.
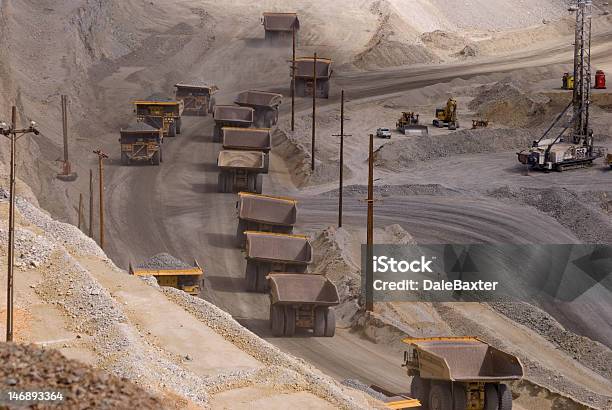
xmin=292 ymin=57 xmax=333 ymax=98
xmin=268 ymin=273 xmax=339 ymax=337
xmin=174 ymin=83 xmax=218 ymax=116
xmin=129 ymin=253 xmax=203 ymax=296
xmin=262 ymin=12 xmax=299 ymax=42
xmin=235 ymin=192 xmax=297 ymax=247
xmin=403 ymin=337 xmax=523 ymax=410
xmin=212 ymin=105 xmax=254 ymax=143
xmin=217 ymin=150 xmax=265 ymax=193
xmin=134 ymin=99 xmax=184 ymax=137
xmin=223 ymin=127 xmax=272 ymax=173
xmin=235 ymin=90 xmax=282 ymax=127
xmin=119 ymin=123 xmax=163 ymax=165
xmin=244 ymin=231 xmax=312 ymax=292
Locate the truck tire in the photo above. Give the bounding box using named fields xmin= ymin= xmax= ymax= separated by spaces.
xmin=152 ymin=150 xmax=161 ymax=165
xmin=209 ymin=97 xmax=216 ymax=114
xmin=453 ymin=384 xmax=468 ymax=410
xmin=255 ymin=174 xmax=263 ymax=194
xmin=410 ymin=376 xmax=430 ymax=408
xmin=313 ymin=308 xmax=326 ymax=337
xmin=498 ymin=384 xmax=512 ymax=410
xmin=226 ymin=173 xmax=234 ymax=193
xmin=217 ymin=173 xmax=225 ymax=193
xmin=159 ymin=147 xmax=163 ymax=163
xmin=295 ymin=80 xmax=305 ymax=97
xmin=212 ymin=125 xmax=220 ymax=143
xmin=236 ymin=219 xmax=247 ymax=248
xmin=263 ymin=154 xmax=270 ymax=174
xmin=485 ymin=383 xmax=499 ymax=410
xmin=322 ymin=81 xmax=330 ymax=99
xmin=245 ymin=262 xmax=257 ymax=292
xmin=324 ymin=308 xmax=335 ymax=337
xmin=176 ymin=118 xmax=182 ymax=134
xmin=256 ymin=266 xmax=267 ymax=293
xmin=168 ymin=122 xmax=177 ymax=137
xmin=271 ymin=305 xmax=285 ymax=337
xmin=284 ymin=307 xmax=296 ymax=336
xmin=121 ymin=152 xmax=130 ymax=165
xmin=429 ymin=382 xmax=452 ymax=410
xmin=264 ymin=110 xmax=276 ymax=128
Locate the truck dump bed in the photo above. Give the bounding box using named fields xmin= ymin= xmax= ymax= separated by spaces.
xmin=262 ymin=12 xmax=300 ymax=32
xmin=245 ymin=232 xmax=312 ymax=264
xmin=223 ymin=127 xmax=271 ymax=151
xmin=218 ymin=150 xmax=265 ymax=171
xmin=404 ymin=337 xmax=523 ymax=382
xmin=235 ymin=90 xmax=283 ymax=109
xmin=237 ymin=192 xmax=297 ymax=226
xmin=295 ymin=57 xmax=333 ymax=79
xmin=268 ymin=273 xmax=339 ymax=306
xmin=213 ymin=105 xmax=254 ymax=124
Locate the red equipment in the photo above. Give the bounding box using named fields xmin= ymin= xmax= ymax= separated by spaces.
xmin=595 ymin=70 xmax=606 ymax=89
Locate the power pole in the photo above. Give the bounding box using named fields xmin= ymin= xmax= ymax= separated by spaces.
xmin=57 ymin=95 xmax=76 ymax=181
xmin=93 ymin=150 xmax=108 ymax=249
xmin=366 ymin=133 xmax=374 ymax=312
xmin=332 ymin=90 xmax=351 ymax=228
xmin=311 ymin=52 xmax=317 ymax=172
xmin=78 ymin=193 xmax=83 ymax=230
xmin=89 ymin=169 xmax=94 ymax=238
xmin=1 ymin=106 xmax=39 ymax=342
xmin=291 ymin=24 xmax=296 ymax=132
xmin=571 ymin=0 xmax=593 ymax=147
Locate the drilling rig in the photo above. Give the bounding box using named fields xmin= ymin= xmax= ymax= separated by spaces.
xmin=518 ymin=0 xmax=607 ymax=171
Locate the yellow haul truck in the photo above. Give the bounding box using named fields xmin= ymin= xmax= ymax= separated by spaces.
xmin=119 ymin=123 xmax=163 ymax=166
xmin=403 ymin=337 xmax=523 ymax=410
xmin=129 ymin=253 xmax=203 ymax=296
xmin=134 ymin=99 xmax=184 ymax=137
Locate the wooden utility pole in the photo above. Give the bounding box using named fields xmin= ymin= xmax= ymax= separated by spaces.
xmin=57 ymin=95 xmax=76 ymax=180
xmin=332 ymin=90 xmax=351 ymax=228
xmin=291 ymin=25 xmax=296 ymax=132
xmin=366 ymin=133 xmax=374 ymax=312
xmin=93 ymin=150 xmax=108 ymax=249
xmin=1 ymin=106 xmax=39 ymax=341
xmin=78 ymin=193 xmax=83 ymax=230
xmin=311 ymin=52 xmax=317 ymax=171
xmin=89 ymin=169 xmax=93 ymax=238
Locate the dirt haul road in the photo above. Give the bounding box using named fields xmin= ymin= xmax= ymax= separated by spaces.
xmin=101 ymin=35 xmax=612 ymax=396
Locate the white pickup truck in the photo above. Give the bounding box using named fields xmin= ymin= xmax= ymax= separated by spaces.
xmin=376 ymin=127 xmax=392 ymax=139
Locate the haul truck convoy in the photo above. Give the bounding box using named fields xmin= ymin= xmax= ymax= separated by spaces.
xmin=134 ymin=99 xmax=184 ymax=137
xmin=403 ymin=337 xmax=523 ymax=410
xmin=222 ymin=127 xmax=272 ymax=173
xmin=174 ymin=82 xmax=218 ymax=116
xmin=129 ymin=253 xmax=203 ymax=296
xmin=212 ymin=105 xmax=254 ymax=142
xmin=235 ymin=90 xmax=283 ymax=128
xmin=119 ymin=123 xmax=163 ymax=165
xmin=235 ymin=192 xmax=297 ymax=247
xmin=244 ymin=231 xmax=311 ymax=292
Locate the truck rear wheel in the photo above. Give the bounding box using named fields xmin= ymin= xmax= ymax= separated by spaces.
xmin=169 ymin=122 xmax=177 ymax=137
xmin=313 ymin=307 xmax=326 ymax=337
xmin=255 ymin=174 xmax=263 ymax=194
xmin=284 ymin=307 xmax=296 ymax=336
xmin=152 ymin=150 xmax=161 ymax=165
xmin=176 ymin=118 xmax=182 ymax=134
xmin=121 ymin=152 xmax=130 ymax=166
xmin=236 ymin=219 xmax=247 ymax=247
xmin=453 ymin=384 xmax=467 ymax=410
xmin=212 ymin=125 xmax=220 ymax=143
xmin=484 ymin=383 xmax=499 ymax=410
xmin=324 ymin=308 xmax=335 ymax=337
xmin=429 ymin=382 xmax=452 ymax=410
xmin=498 ymin=384 xmax=512 ymax=410
xmin=263 ymin=154 xmax=270 ymax=174
xmin=245 ymin=262 xmax=257 ymax=292
xmin=256 ymin=265 xmax=267 ymax=293
xmin=217 ymin=173 xmax=226 ymax=193
xmin=410 ymin=376 xmax=430 ymax=408
xmin=271 ymin=305 xmax=285 ymax=337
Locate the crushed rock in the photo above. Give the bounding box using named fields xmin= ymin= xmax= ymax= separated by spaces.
xmin=136 ymin=253 xmax=191 ymax=270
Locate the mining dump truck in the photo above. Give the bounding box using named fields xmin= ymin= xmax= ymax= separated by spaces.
xmin=223 ymin=127 xmax=272 ymax=173
xmin=235 ymin=90 xmax=282 ymax=127
xmin=134 ymin=99 xmax=184 ymax=137
xmin=292 ymin=57 xmax=333 ymax=98
xmin=433 ymin=98 xmax=459 ymax=130
xmin=217 ymin=150 xmax=265 ymax=193
xmin=606 ymin=153 xmax=612 ymax=168
xmin=212 ymin=105 xmax=254 ymax=143
xmin=244 ymin=231 xmax=312 ymax=292
xmin=174 ymin=83 xmax=218 ymax=116
xmin=129 ymin=253 xmax=203 ymax=296
xmin=397 ymin=112 xmax=428 ymax=136
xmin=403 ymin=337 xmax=523 ymax=410
xmin=235 ymin=192 xmax=297 ymax=247
xmin=119 ymin=123 xmax=163 ymax=165
xmin=268 ymin=273 xmax=339 ymax=337
xmin=262 ymin=12 xmax=299 ymax=42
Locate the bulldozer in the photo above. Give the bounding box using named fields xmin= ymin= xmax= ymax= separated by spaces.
xmin=471 ymin=119 xmax=489 ymax=129
xmin=433 ymin=98 xmax=459 ymax=130
xmin=397 ymin=112 xmax=428 ymax=136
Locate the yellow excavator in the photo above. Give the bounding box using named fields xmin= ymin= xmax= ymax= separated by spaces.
xmin=433 ymin=98 xmax=459 ymax=130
